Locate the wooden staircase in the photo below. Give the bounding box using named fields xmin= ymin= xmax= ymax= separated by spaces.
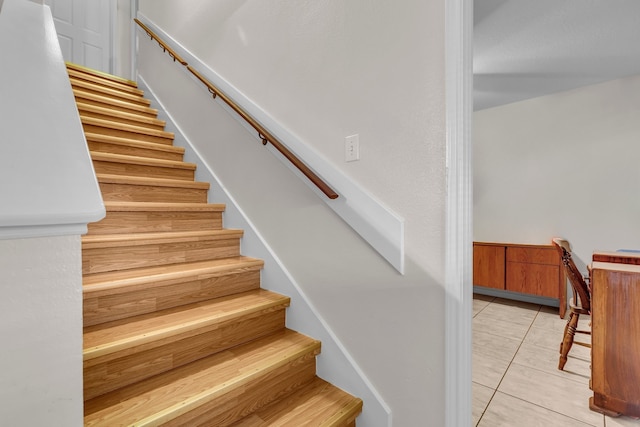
xmin=68 ymin=62 xmax=363 ymax=426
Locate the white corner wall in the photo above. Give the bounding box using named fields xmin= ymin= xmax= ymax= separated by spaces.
xmin=0 ymin=236 xmax=84 ymax=426
xmin=474 ymin=75 xmax=640 ymax=267
xmin=137 ymin=1 xmax=449 ymax=425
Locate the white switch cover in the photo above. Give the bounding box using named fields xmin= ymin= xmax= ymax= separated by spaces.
xmin=345 ymin=134 xmax=360 ymax=162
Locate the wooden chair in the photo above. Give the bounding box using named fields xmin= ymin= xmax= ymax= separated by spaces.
xmin=552 ymin=238 xmax=592 ymax=370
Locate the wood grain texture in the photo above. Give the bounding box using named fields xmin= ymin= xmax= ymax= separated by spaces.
xmin=229 ymin=377 xmax=363 ymax=427
xmin=73 ymin=90 xmax=158 ymax=117
xmin=83 ymin=257 xmax=263 ymax=325
xmin=71 ymin=79 xmax=150 ymax=105
xmin=86 ymin=133 xmax=185 ymax=162
xmin=66 ymin=62 xmax=138 ymax=88
xmin=97 ymin=174 xmax=209 ymax=203
xmin=473 ymin=243 xmax=505 ymax=289
xmin=84 ymin=290 xmax=289 ymax=399
xmin=82 ymin=230 xmax=243 ymax=274
xmin=91 ymin=152 xmax=195 ymax=181
xmin=82 ymin=116 xmax=175 ymax=145
xmin=77 ymin=101 xmax=166 ymax=130
xmin=88 ymin=201 xmax=224 ymax=235
xmin=591 ymin=262 xmax=640 ymax=417
xmin=84 ymin=330 xmax=321 ymax=426
xmin=68 ymin=70 xmax=144 ymax=95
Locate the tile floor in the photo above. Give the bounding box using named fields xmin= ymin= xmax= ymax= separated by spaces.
xmin=472 ymin=294 xmax=640 ymax=427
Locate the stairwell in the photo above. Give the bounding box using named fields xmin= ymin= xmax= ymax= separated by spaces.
xmin=69 ymin=62 xmax=363 ymax=426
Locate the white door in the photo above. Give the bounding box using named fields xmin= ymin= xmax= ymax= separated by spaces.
xmin=45 ymin=0 xmax=113 ymax=73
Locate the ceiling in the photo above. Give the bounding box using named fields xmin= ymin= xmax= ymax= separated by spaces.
xmin=474 ymin=0 xmax=640 ymax=110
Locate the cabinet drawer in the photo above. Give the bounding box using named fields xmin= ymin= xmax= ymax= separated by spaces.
xmin=473 ymin=244 xmax=505 ymax=289
xmin=506 ymin=246 xmax=558 ymax=265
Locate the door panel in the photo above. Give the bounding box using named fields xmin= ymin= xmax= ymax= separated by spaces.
xmin=45 ymin=0 xmax=113 ymax=73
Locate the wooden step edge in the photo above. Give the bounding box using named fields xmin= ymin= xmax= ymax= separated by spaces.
xmin=83 ymin=290 xmax=291 ymax=361
xmin=91 ymin=151 xmax=196 ymax=171
xmin=320 ymin=396 xmax=364 ymax=427
xmin=96 ymin=173 xmax=209 ymax=189
xmin=83 ymin=257 xmax=264 ymax=296
xmin=73 ymin=89 xmax=158 ymax=115
xmin=77 ymin=101 xmax=165 ymax=126
xmin=84 ymin=331 xmax=321 ymax=427
xmin=81 ymin=116 xmax=174 ymax=139
xmin=85 ymin=133 xmax=184 ymax=154
xmin=67 ymin=69 xmax=142 ymax=95
xmin=66 ymin=62 xmax=137 ymax=87
xmin=231 ymin=377 xmax=363 ymax=427
xmin=82 ymin=229 xmax=244 ymax=248
xmin=103 ymin=201 xmax=225 ymax=212
xmin=71 ymin=79 xmax=150 ymax=105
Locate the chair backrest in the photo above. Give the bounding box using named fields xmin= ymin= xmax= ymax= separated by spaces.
xmin=552 ymin=238 xmax=591 ymax=313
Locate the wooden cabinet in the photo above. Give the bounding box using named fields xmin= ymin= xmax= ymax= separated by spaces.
xmin=590 ymin=261 xmax=640 ymax=417
xmin=473 ymin=242 xmax=566 ymax=317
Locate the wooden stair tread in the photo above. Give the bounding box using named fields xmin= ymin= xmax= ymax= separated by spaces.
xmin=82 ymin=229 xmax=244 ymax=248
xmin=71 ymin=79 xmax=150 ymax=105
xmin=85 ymin=132 xmax=184 ymax=154
xmin=77 ymin=101 xmax=166 ymax=127
xmin=90 ymin=151 xmax=196 ymax=170
xmin=69 ymin=70 xmax=144 ymax=96
xmin=103 ymin=201 xmax=225 ymax=212
xmin=73 ymin=89 xmax=158 ymax=116
xmin=96 ymin=173 xmax=210 ymax=189
xmin=81 ymin=116 xmax=174 ymax=139
xmin=84 ymin=329 xmax=321 ymax=426
xmin=83 ymin=289 xmax=290 ymax=361
xmin=230 ymin=377 xmax=363 ymax=427
xmin=66 ymin=62 xmax=138 ymax=87
xmin=83 ymin=256 xmax=264 ymax=295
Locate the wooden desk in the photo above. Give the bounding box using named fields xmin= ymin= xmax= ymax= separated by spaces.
xmin=590 ymin=261 xmax=640 ymax=417
xmin=592 ymin=250 xmax=640 ymax=265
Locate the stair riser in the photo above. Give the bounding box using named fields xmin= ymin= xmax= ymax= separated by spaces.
xmin=99 ymin=182 xmax=208 ymax=203
xmin=71 ymin=83 xmax=150 ymax=106
xmin=84 ymin=309 xmax=287 ymax=401
xmin=88 ymin=140 xmax=184 ymax=162
xmin=73 ymin=93 xmax=158 ymax=118
xmin=92 ymin=159 xmax=194 ymax=181
xmin=79 ymin=109 xmax=165 ymax=131
xmin=83 ymin=123 xmax=174 ymax=145
xmin=165 ymin=353 xmax=318 ymax=427
xmin=84 ymin=270 xmax=261 ymax=327
xmin=82 ymin=238 xmax=241 ymax=274
xmin=88 ymin=211 xmax=222 ymax=235
xmin=66 ymin=63 xmax=138 ymax=89
xmin=68 ymin=71 xmax=143 ymax=96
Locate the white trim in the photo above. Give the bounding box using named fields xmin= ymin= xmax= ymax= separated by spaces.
xmin=445 ymin=0 xmax=473 ymax=426
xmin=137 ymin=75 xmax=392 ymax=427
xmin=135 ymin=13 xmax=405 ymax=274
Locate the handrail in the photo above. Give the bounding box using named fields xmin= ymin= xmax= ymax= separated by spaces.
xmin=134 ymin=19 xmax=339 ymax=200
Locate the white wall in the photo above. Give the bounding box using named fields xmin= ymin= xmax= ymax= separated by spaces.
xmin=474 ymin=75 xmax=640 ymax=268
xmin=138 ymin=1 xmax=448 ymax=425
xmin=0 ymin=236 xmax=84 ymax=427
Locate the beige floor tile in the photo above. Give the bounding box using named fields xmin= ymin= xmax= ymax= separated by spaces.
xmin=478 ymin=391 xmax=600 ymax=427
xmin=473 ymin=294 xmax=494 ymax=316
xmin=605 ymin=415 xmax=640 ymax=426
xmin=473 ymin=350 xmax=511 ymax=389
xmin=472 ymin=382 xmax=494 ymax=426
xmin=514 ymin=341 xmax=591 ymax=386
xmin=498 ymin=363 xmax=604 ymax=426
xmin=531 ymin=308 xmax=571 ymax=333
xmin=473 ymin=314 xmax=532 ymax=342
xmin=474 ymin=329 xmax=522 ymax=362
xmin=523 ymin=323 xmax=592 ymax=360
xmin=476 ymin=300 xmax=540 ymax=327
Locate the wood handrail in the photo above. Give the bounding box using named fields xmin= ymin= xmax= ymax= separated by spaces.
xmin=134 ymin=19 xmax=339 ymax=200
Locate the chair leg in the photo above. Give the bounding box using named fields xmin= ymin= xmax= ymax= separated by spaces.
xmin=559 ymin=312 xmax=579 ymax=370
